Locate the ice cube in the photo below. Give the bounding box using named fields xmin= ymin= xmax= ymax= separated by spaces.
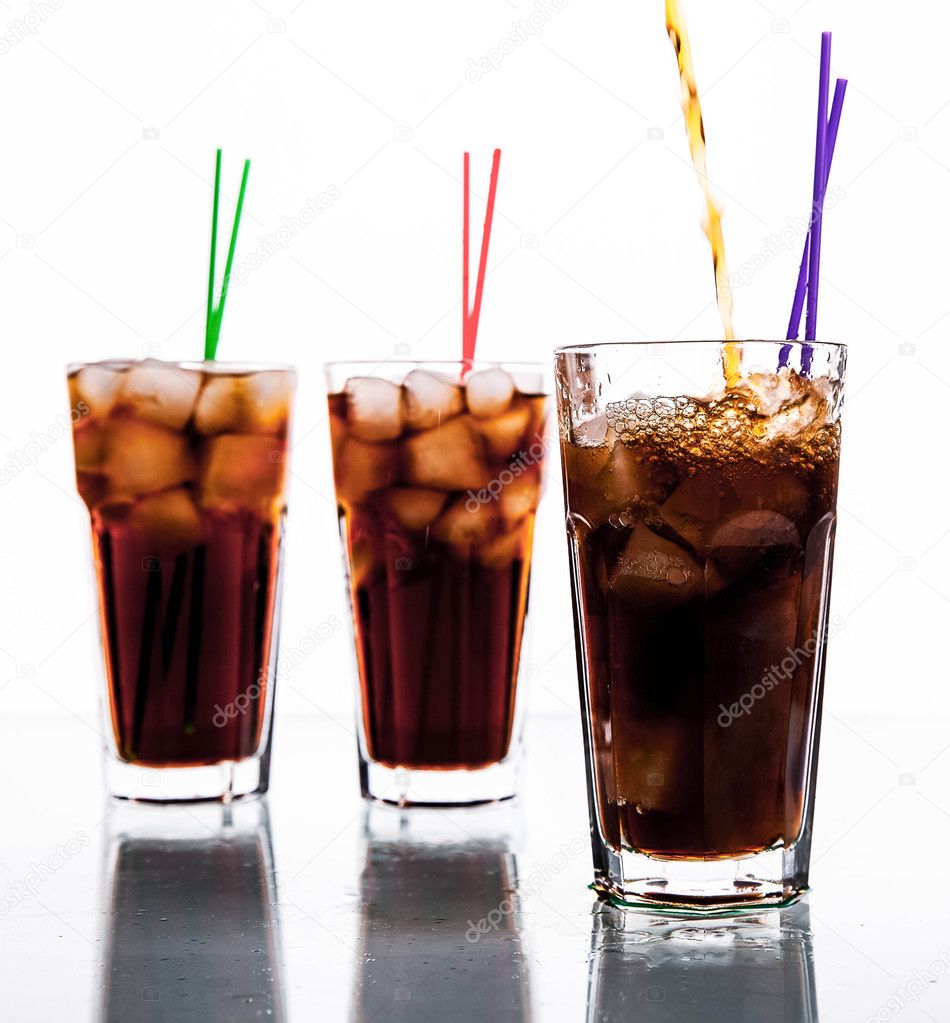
xmin=72 ymin=421 xmax=110 ymax=508
xmin=402 ymin=416 xmax=488 ymax=491
xmin=562 ymin=444 xmax=611 ymax=527
xmin=194 ymin=372 xmax=293 ymax=435
xmin=432 ymin=496 xmax=497 ymax=551
xmin=346 ymin=377 xmax=403 ymax=441
xmin=334 ymin=438 xmax=398 ymax=504
xmin=69 ymin=365 xmax=124 ymax=419
xmin=734 ymin=370 xmax=797 ymax=417
xmin=732 ymin=466 xmax=808 ymax=520
xmin=573 ymin=413 xmax=609 ymax=447
xmin=710 ymin=510 xmax=799 ymax=548
xmin=194 ymin=376 xmax=242 ymax=434
xmin=72 ymin=421 xmax=106 ymax=473
xmin=658 ymin=474 xmax=740 ymax=551
xmin=600 ymin=443 xmax=681 ymax=513
xmin=121 ymin=361 xmax=202 ymax=429
xmin=499 ymin=469 xmax=541 ymax=529
xmin=608 ymin=524 xmax=704 ymax=608
xmin=244 ymin=371 xmax=294 ymax=433
xmin=709 ymin=511 xmax=799 ymax=578
xmin=200 ymin=434 xmax=286 ymax=515
xmin=737 ymin=370 xmax=834 ymax=440
xmin=402 ymin=369 xmax=464 ymax=431
xmin=476 ymin=403 xmax=532 ymax=461
xmin=523 ymin=395 xmax=548 ymax=449
xmin=328 ymin=410 xmax=348 ymax=467
xmin=129 ymin=487 xmax=205 ymax=549
xmin=478 ymin=526 xmax=527 ymax=570
xmin=347 ymin=533 xmax=381 ymax=588
xmin=717 ymin=574 xmax=801 ymax=645
xmin=613 ymin=718 xmax=690 ymax=813
xmin=465 ymin=368 xmax=514 ymax=418
xmin=103 ymin=418 xmax=195 ymax=500
xmin=385 ymin=487 xmax=446 ymax=530
xmin=765 ymin=388 xmax=830 ymax=441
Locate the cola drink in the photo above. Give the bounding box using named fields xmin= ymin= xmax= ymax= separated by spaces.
xmin=328 ymin=363 xmax=547 ymax=803
xmin=557 ymin=341 xmax=846 ymax=908
xmin=68 ymin=359 xmax=295 ymax=799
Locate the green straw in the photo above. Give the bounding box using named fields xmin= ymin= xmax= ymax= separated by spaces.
xmin=204 ymin=149 xmax=251 ymax=360
xmin=204 ymin=150 xmax=221 ymax=355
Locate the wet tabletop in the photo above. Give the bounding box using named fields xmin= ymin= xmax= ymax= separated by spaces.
xmin=2 ymin=711 xmax=948 ymax=1021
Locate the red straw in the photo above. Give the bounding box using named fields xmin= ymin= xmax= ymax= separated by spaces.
xmin=462 ymin=152 xmax=471 ymax=361
xmin=462 ymin=149 xmax=502 ymax=371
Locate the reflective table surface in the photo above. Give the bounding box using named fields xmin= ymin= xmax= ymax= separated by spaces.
xmin=2 ymin=712 xmax=948 ymax=1021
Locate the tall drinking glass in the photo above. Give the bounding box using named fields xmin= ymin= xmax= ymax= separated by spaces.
xmin=327 ymin=361 xmax=548 ymax=806
xmin=68 ymin=359 xmax=295 ymax=801
xmin=555 ymin=340 xmax=845 ymax=911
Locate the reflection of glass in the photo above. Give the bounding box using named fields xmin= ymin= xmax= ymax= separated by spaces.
xmin=352 ymin=805 xmax=533 ymax=1022
xmin=99 ymin=800 xmax=285 ymax=1022
xmin=586 ymin=899 xmax=818 ymax=1022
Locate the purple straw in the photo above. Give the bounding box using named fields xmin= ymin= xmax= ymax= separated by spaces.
xmin=786 ymin=78 xmax=847 ymax=342
xmin=779 ymin=34 xmax=844 ymax=374
xmin=805 ymin=32 xmax=832 ymax=343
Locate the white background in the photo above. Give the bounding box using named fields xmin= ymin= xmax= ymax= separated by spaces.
xmin=0 ymin=2 xmax=945 ymax=776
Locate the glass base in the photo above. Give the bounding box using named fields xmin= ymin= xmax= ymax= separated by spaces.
xmin=360 ymin=756 xmax=519 ymax=807
xmin=105 ymin=754 xmax=269 ymax=803
xmin=592 ymin=844 xmax=808 ymax=917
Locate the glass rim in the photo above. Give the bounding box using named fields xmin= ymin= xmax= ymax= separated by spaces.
xmin=324 ymin=359 xmax=546 ymax=371
xmin=67 ymin=358 xmax=296 ymax=375
xmin=554 ymin=339 xmax=847 ymax=355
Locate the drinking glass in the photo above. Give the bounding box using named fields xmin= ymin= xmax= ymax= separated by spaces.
xmin=327 ymin=361 xmax=548 ymax=805
xmin=68 ymin=359 xmax=295 ymax=801
xmin=555 ymin=340 xmax=845 ymax=911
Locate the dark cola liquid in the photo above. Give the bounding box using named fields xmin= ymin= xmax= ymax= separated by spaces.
xmin=329 ymin=390 xmax=544 ymax=772
xmin=564 ymin=393 xmax=840 ymax=859
xmin=93 ymin=508 xmax=281 ymax=767
xmin=348 ymin=517 xmax=531 ymax=770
